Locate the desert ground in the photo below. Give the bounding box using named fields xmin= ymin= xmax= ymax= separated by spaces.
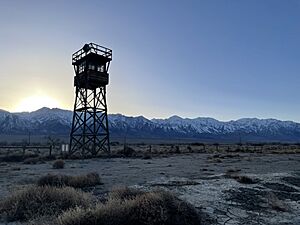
xmin=0 ymin=143 xmax=300 ymax=224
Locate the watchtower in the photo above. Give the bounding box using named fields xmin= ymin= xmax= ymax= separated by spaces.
xmin=70 ymin=43 xmax=112 ymax=156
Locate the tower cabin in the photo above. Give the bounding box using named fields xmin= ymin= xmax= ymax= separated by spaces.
xmin=72 ymin=43 xmax=112 ymax=90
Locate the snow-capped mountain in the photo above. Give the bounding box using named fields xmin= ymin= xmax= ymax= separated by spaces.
xmin=0 ymin=107 xmax=300 ymax=142
xmin=0 ymin=107 xmax=72 ymax=135
xmin=16 ymin=107 xmax=72 ymax=125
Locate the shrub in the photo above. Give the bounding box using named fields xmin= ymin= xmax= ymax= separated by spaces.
xmin=225 ymin=172 xmax=258 ymax=184
xmin=23 ymin=157 xmax=42 ymax=164
xmin=0 ymin=153 xmax=39 ymax=163
xmin=153 ymin=180 xmax=199 ymax=187
xmin=225 ymin=168 xmax=241 ymax=174
xmin=0 ymin=185 xmax=93 ymax=222
xmin=208 ymin=158 xmax=222 ymax=163
xmin=142 ymin=153 xmax=152 ymax=160
xmin=108 ymin=186 xmax=144 ymax=200
xmin=0 ymin=154 xmax=23 ymax=163
xmin=175 ymin=145 xmax=180 ymax=153
xmin=234 ymin=175 xmax=257 ymax=184
xmin=122 ymin=145 xmax=136 ymax=157
xmin=55 ymin=189 xmax=201 ymax=225
xmin=37 ymin=172 xmax=102 ymax=188
xmin=11 ymin=166 xmax=21 ymax=171
xmin=53 ymin=159 xmax=65 ymax=169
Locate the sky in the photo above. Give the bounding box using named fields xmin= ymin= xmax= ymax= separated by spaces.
xmin=0 ymin=0 xmax=300 ymax=121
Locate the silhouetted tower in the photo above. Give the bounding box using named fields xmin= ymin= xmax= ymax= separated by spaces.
xmin=70 ymin=43 xmax=112 ymax=156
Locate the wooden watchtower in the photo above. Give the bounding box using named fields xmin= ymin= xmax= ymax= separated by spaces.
xmin=70 ymin=43 xmax=112 ymax=156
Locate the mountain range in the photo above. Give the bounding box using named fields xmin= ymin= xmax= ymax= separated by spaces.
xmin=0 ymin=107 xmax=300 ymax=142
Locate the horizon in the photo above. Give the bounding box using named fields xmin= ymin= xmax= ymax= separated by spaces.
xmin=1 ymin=1 xmax=300 ymax=121
xmin=1 ymin=106 xmax=299 ymax=123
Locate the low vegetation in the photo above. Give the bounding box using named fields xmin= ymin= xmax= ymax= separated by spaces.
xmin=225 ymin=170 xmax=258 ymax=184
xmin=108 ymin=186 xmax=144 ymax=200
xmin=23 ymin=156 xmax=43 ymax=164
xmin=122 ymin=145 xmax=136 ymax=157
xmin=0 ymin=185 xmax=203 ymax=225
xmin=52 ymin=159 xmax=65 ymax=169
xmin=54 ymin=187 xmax=201 ymax=225
xmin=142 ymin=152 xmax=152 ymax=159
xmin=152 ymin=180 xmax=200 ymax=187
xmin=233 ymin=175 xmax=258 ymax=184
xmin=0 ymin=185 xmax=93 ymax=222
xmin=37 ymin=172 xmax=102 ymax=188
xmin=1 ymin=143 xmax=300 ymax=162
xmin=0 ymin=153 xmax=39 ymax=163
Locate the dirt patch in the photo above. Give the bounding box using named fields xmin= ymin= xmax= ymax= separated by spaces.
xmin=263 ymin=182 xmax=299 ymax=193
xmin=271 ymin=191 xmax=300 ymax=202
xmin=282 ymin=176 xmax=300 ymax=188
xmin=263 ymin=182 xmax=300 ymax=201
xmin=225 ymin=187 xmax=267 ymax=211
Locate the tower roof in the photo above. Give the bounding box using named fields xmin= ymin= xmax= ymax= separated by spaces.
xmin=72 ymin=43 xmax=112 ymax=65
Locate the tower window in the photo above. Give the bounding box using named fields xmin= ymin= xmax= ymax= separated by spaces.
xmin=97 ymin=65 xmax=105 ymax=72
xmin=88 ymin=64 xmax=95 ymax=70
xmin=78 ymin=62 xmax=86 ymax=73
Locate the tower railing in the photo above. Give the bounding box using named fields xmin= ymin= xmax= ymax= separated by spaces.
xmin=72 ymin=43 xmax=112 ymax=64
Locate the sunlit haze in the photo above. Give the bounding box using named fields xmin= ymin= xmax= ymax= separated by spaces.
xmin=14 ymin=95 xmax=60 ymax=112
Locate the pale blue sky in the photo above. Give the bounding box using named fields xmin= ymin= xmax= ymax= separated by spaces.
xmin=0 ymin=0 xmax=300 ymax=121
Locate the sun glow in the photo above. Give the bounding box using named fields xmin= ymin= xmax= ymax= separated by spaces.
xmin=14 ymin=95 xmax=60 ymax=112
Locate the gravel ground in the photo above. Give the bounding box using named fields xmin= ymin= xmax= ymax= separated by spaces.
xmin=1 ymin=152 xmax=300 ymax=224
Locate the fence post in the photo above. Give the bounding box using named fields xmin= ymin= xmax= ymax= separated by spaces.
xmin=49 ymin=145 xmax=52 ymax=157
xmin=22 ymin=146 xmax=26 ymax=156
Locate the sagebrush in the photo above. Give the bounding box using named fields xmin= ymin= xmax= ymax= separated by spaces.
xmin=37 ymin=172 xmax=102 ymax=188
xmin=0 ymin=185 xmax=93 ymax=222
xmin=54 ymin=187 xmax=201 ymax=225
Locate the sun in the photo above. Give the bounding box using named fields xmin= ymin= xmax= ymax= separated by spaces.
xmin=14 ymin=95 xmax=60 ymax=112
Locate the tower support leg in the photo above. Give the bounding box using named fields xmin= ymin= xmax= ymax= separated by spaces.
xmin=70 ymin=86 xmax=110 ymax=156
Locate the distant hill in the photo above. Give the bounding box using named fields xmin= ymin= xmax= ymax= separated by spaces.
xmin=0 ymin=107 xmax=300 ymax=142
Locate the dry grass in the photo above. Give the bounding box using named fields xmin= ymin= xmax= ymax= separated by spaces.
xmin=23 ymin=156 xmax=43 ymax=164
xmin=142 ymin=153 xmax=152 ymax=159
xmin=109 ymin=186 xmax=144 ymax=200
xmin=233 ymin=175 xmax=257 ymax=184
xmin=120 ymin=145 xmax=136 ymax=157
xmin=207 ymin=158 xmax=222 ymax=163
xmin=225 ymin=169 xmax=258 ymax=184
xmin=226 ymin=168 xmax=241 ymax=173
xmin=1 ymin=185 xmax=204 ymax=225
xmin=151 ymin=180 xmax=200 ymax=187
xmin=0 ymin=153 xmax=39 ymax=163
xmin=37 ymin=172 xmax=102 ymax=188
xmin=52 ymin=159 xmax=65 ymax=169
xmin=54 ymin=188 xmax=201 ymax=225
xmin=0 ymin=185 xmax=93 ymax=222
xmin=11 ymin=166 xmax=21 ymax=171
